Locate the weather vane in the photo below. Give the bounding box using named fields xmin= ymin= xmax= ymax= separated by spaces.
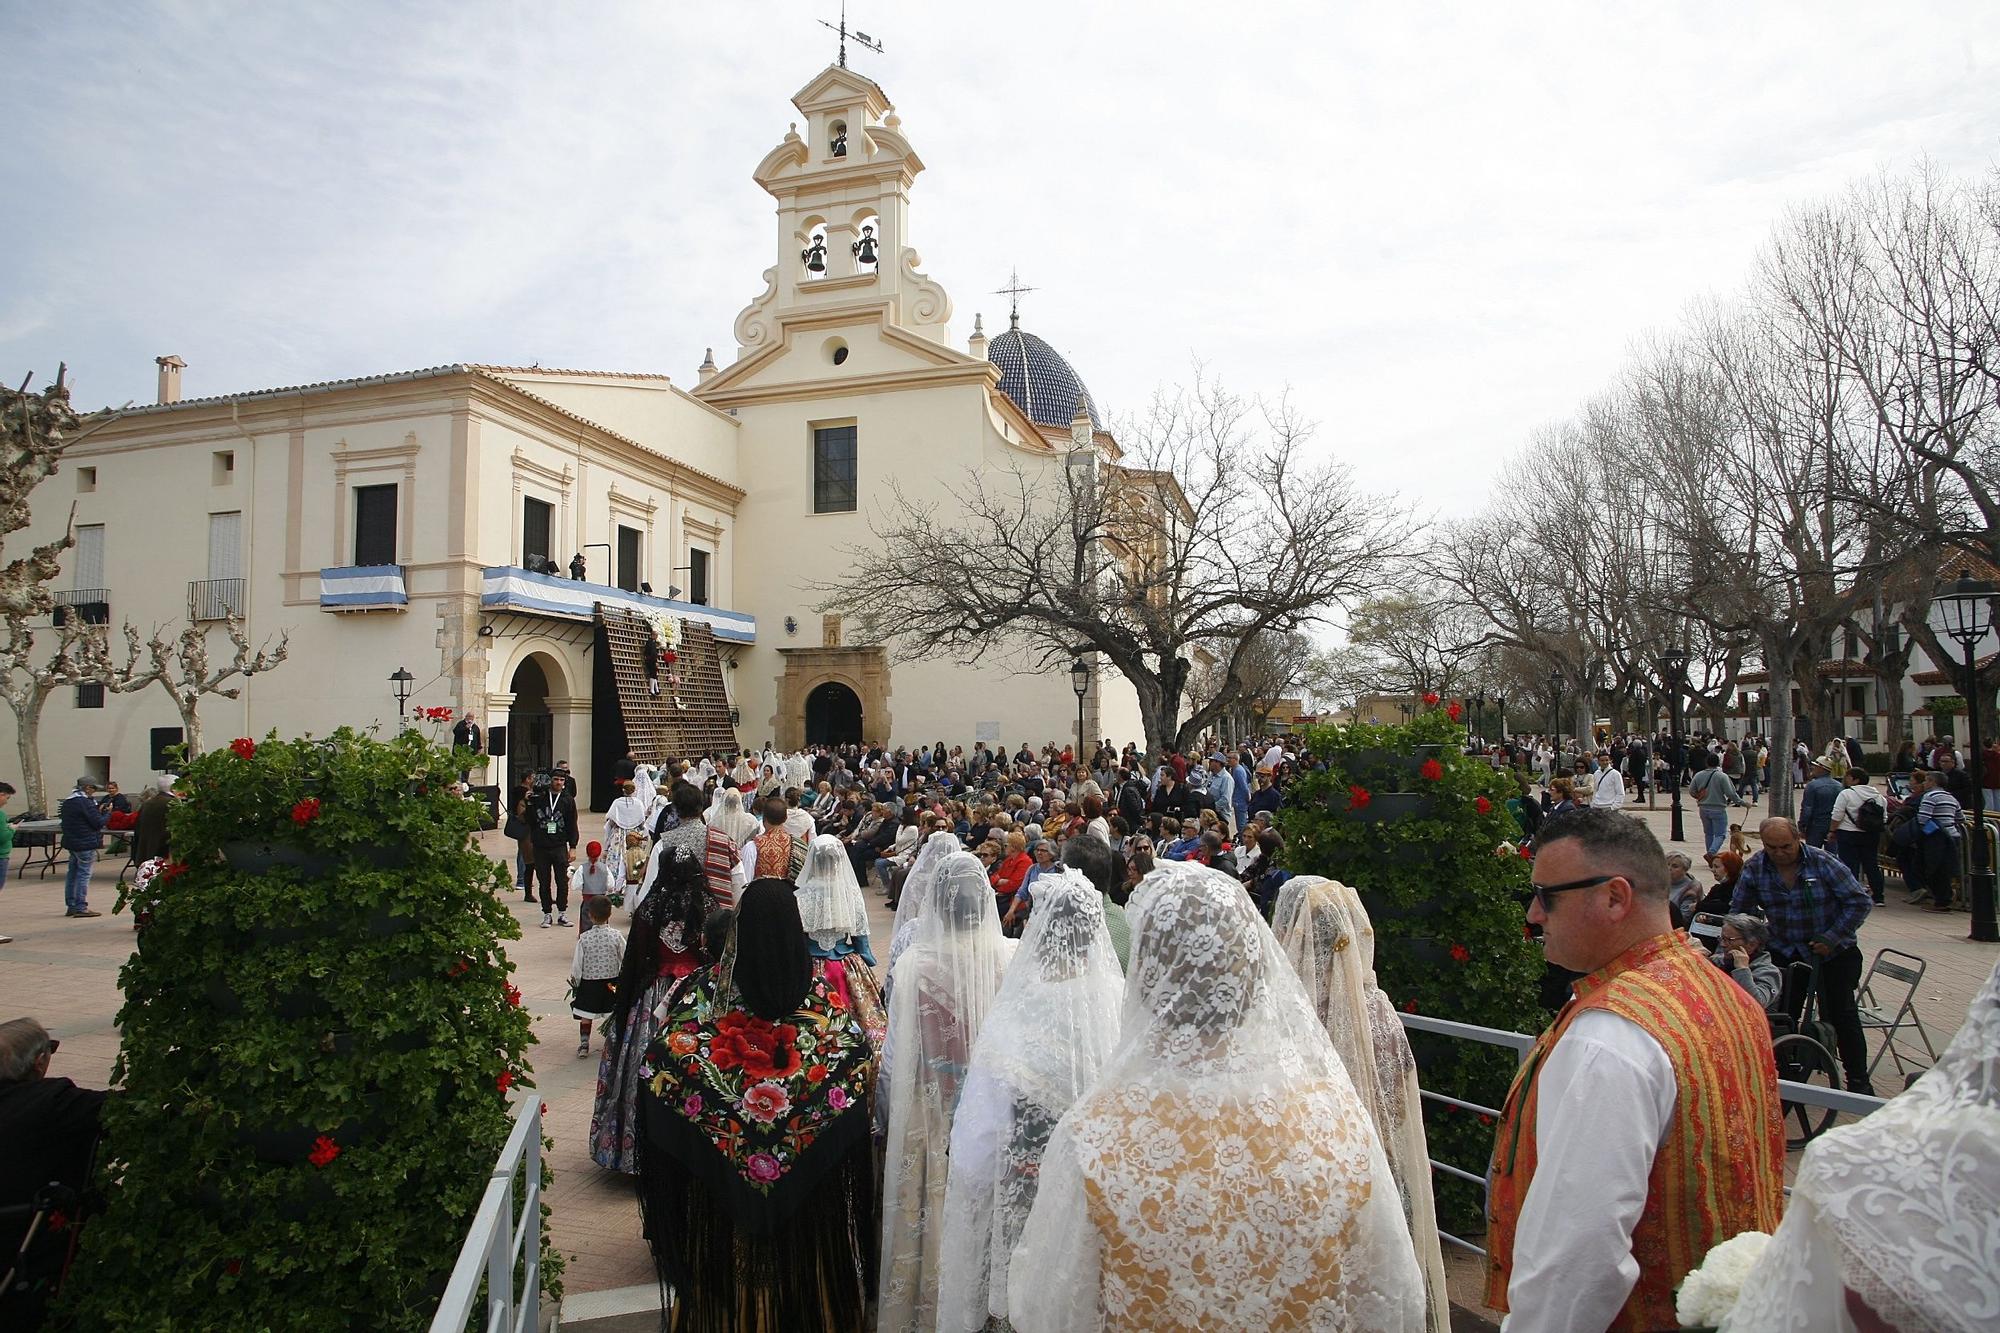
xmin=995 ymin=269 xmax=1036 ymax=328
xmin=819 ymin=0 xmax=883 ymax=68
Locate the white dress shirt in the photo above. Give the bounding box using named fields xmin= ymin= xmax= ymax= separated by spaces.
xmin=1502 ymin=1008 xmax=1676 ymax=1332
xmin=1589 ymin=766 xmax=1627 ymax=808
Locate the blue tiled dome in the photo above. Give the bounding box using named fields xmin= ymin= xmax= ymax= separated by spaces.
xmin=987 ymin=321 xmax=1102 ymax=431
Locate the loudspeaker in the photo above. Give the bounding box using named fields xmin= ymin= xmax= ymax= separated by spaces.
xmin=150 ymin=727 xmax=185 ymax=771
xmin=487 ymin=725 xmax=507 ymax=758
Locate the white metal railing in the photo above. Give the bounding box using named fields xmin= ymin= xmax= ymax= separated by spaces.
xmin=1396 ymin=1010 xmax=1888 ymax=1261
xmin=431 ymin=1097 xmax=542 ymax=1333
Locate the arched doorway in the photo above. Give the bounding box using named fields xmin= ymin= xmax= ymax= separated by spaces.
xmin=805 ymin=680 xmax=863 ymax=747
xmin=508 ymin=656 xmax=555 ymax=791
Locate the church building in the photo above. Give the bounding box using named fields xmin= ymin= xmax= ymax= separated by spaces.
xmin=8 ymin=63 xmax=1147 ymax=808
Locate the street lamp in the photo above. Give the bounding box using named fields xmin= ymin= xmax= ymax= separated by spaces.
xmin=1472 ymin=689 xmax=1487 ymax=740
xmin=1658 ymin=648 xmax=1689 ymax=844
xmin=1495 ymin=694 xmax=1507 ymax=740
xmin=389 ymin=666 xmax=415 ymax=722
xmin=1548 ymin=669 xmax=1564 ymax=777
xmin=1069 ymin=656 xmax=1091 ymax=764
xmin=1931 ymin=569 xmax=1997 ymax=943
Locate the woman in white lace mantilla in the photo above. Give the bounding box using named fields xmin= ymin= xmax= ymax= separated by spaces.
xmin=792 ymin=833 xmax=886 ymax=1051
xmin=709 ymin=786 xmax=759 ymax=850
xmin=1721 ymin=955 xmax=2000 ymax=1332
xmin=937 ymin=869 xmax=1125 ymax=1331
xmin=1272 ymin=875 xmax=1450 ymax=1333
xmin=876 ymin=850 xmax=1015 ymax=1333
xmin=1008 ymin=860 xmax=1425 ymax=1332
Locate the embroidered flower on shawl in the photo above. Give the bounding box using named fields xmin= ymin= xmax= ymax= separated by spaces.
xmin=308 ymin=1135 xmax=341 ymax=1167
xmin=742 ymin=1081 xmax=791 ymax=1123
xmin=1419 ymin=759 xmax=1444 ymax=782
xmin=682 ymin=1093 xmax=703 ymax=1116
xmin=805 ymin=1063 xmax=828 ymax=1083
xmin=668 ymin=1031 xmax=700 ymax=1056
xmin=1474 ymin=796 xmax=1492 ymax=814
xmin=1346 ymin=785 xmax=1371 ymax=811
xmin=229 ymin=737 xmax=256 ymax=760
xmin=827 ymin=1085 xmax=850 ymax=1111
xmin=746 ymin=1151 xmax=782 ymax=1182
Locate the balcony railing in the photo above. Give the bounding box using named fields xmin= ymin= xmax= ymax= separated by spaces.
xmin=319 ymin=564 xmax=409 ymax=612
xmin=188 ymin=577 xmax=246 ymax=622
xmin=480 ymin=565 xmax=755 ymax=643
xmin=52 ymin=588 xmax=110 ymax=626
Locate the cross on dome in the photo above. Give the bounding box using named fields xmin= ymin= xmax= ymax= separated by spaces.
xmin=994 ymin=269 xmax=1037 ymax=329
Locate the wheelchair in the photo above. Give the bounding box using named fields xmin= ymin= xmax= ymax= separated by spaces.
xmin=1770 ymin=959 xmax=1842 ymax=1149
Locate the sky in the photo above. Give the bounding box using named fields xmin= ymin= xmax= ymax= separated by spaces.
xmin=4 ymin=1 xmax=1998 ymax=517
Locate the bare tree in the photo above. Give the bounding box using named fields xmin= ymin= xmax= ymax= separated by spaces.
xmin=1190 ymin=628 xmax=1318 ymax=740
xmin=92 ymin=615 xmax=290 ymax=758
xmin=817 ymin=373 xmax=1417 ymax=753
xmin=1341 ymin=594 xmax=1488 ymax=698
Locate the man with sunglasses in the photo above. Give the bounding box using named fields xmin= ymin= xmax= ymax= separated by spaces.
xmin=1486 ymin=808 xmax=1783 ymax=1333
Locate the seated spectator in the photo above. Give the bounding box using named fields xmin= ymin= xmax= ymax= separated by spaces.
xmin=1665 ymin=853 xmax=1701 ymax=926
xmin=1712 ymin=913 xmax=1782 ymax=1010
xmin=1694 ymin=851 xmax=1742 ymax=918
xmin=0 ymin=1018 xmax=109 ymax=1326
xmin=989 ymin=830 xmax=1031 ymax=913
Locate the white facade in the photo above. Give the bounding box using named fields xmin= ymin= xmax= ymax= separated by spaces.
xmin=5 ymin=64 xmax=1146 ymax=808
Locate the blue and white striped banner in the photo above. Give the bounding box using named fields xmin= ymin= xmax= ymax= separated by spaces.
xmin=319 ymin=565 xmax=409 ymax=609
xmin=480 ymin=566 xmax=755 ymax=644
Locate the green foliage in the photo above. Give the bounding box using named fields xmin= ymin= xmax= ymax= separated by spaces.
xmin=1281 ymin=706 xmax=1543 ymax=1232
xmin=1925 ymin=695 xmax=1966 ymax=717
xmin=63 ymin=728 xmax=544 ymax=1332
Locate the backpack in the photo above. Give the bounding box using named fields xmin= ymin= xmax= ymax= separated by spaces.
xmin=1855 ymin=795 xmax=1886 ymax=835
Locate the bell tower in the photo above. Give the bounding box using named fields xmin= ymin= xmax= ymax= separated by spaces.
xmin=729 ymin=65 xmax=953 ymax=358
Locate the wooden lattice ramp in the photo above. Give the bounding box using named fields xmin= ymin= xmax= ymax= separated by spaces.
xmin=596 ymin=606 xmax=739 ymax=762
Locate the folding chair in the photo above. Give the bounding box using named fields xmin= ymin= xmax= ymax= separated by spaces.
xmin=1857 ymin=947 xmax=1939 ymax=1082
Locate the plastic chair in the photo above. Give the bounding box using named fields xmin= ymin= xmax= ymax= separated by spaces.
xmin=1857 ymin=947 xmax=1938 ymax=1081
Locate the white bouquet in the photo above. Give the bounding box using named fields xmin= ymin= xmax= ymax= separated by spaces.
xmin=1675 ymin=1230 xmax=1771 ymax=1328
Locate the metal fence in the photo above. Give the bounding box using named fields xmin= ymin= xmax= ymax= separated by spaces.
xmin=187 ymin=577 xmax=245 ymax=621
xmin=1396 ymin=1010 xmax=1888 ymax=1262
xmin=52 ymin=588 xmax=111 ymax=625
xmin=430 ymin=1097 xmax=542 ymax=1333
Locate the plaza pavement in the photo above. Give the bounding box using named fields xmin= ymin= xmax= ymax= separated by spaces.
xmin=0 ymin=808 xmax=1990 ymax=1321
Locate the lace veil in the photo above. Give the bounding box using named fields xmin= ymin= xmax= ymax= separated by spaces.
xmin=1722 ymin=956 xmax=2000 ymax=1333
xmin=710 ymin=787 xmax=759 ymax=847
xmin=937 ymin=870 xmax=1124 ymax=1330
xmin=793 ymin=833 xmax=870 ymax=951
xmin=886 ymin=830 xmax=962 ymax=978
xmin=1008 ymin=860 xmax=1425 ymax=1332
xmin=878 ymin=849 xmax=1016 ymax=1331
xmin=1273 ymin=875 xmax=1450 ymax=1333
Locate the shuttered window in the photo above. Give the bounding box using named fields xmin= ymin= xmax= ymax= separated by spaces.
xmin=523 ymin=498 xmax=553 ymax=570
xmin=353 ymin=484 xmax=397 ymax=566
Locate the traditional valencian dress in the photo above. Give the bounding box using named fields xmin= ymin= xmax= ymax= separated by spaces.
xmin=792 ymin=834 xmax=887 ymax=1053
xmin=637 ymin=967 xmax=877 ymax=1332
xmin=1485 ymin=929 xmax=1786 ymax=1331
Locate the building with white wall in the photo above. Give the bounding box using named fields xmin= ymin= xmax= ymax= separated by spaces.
xmin=8 ymin=63 xmax=1147 ymax=808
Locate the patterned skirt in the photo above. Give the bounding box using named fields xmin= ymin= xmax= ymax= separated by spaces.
xmin=591 ymin=962 xmax=692 ymax=1174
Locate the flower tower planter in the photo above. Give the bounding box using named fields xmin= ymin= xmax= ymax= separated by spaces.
xmin=65 ymin=728 xmax=541 ymax=1330
xmin=1280 ymin=700 xmax=1543 ymax=1232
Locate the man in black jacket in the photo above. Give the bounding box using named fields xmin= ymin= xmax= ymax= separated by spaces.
xmin=528 ymin=772 xmax=579 ymax=928
xmin=58 ymin=778 xmax=106 ymax=918
xmin=0 ymin=1017 xmax=108 ymax=1326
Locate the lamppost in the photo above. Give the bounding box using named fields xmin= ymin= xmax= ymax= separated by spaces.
xmin=389 ymin=666 xmax=414 ymax=722
xmin=1931 ymin=569 xmax=1997 ymax=943
xmin=1495 ymin=694 xmax=1507 ymax=741
xmin=1069 ymin=657 xmax=1091 ymax=765
xmin=1472 ymin=689 xmax=1487 ymax=741
xmin=1548 ymin=669 xmax=1564 ymax=775
xmin=1659 ymin=648 xmax=1689 ymax=844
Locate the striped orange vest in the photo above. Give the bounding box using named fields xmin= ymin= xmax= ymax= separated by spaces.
xmin=1485 ymin=930 xmax=1784 ymax=1331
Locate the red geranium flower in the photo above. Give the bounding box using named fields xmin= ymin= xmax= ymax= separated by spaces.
xmin=1450 ymin=943 xmax=1472 ymax=964
xmin=1474 ymin=796 xmax=1492 ymax=814
xmin=495 ymin=1070 xmax=515 ymax=1093
xmin=161 ymin=860 xmax=191 ymax=881
xmin=1479 ymin=1113 xmax=1495 ymax=1126
xmin=308 ymin=1135 xmax=341 ymax=1168
xmin=1523 ymin=924 xmax=1536 ymax=940
xmin=224 ymin=1259 xmax=243 ymax=1277
xmin=47 ymin=1208 xmax=69 ymax=1232
xmin=1403 ymin=998 xmax=1420 ymax=1014
xmin=1518 ymin=843 xmax=1533 ymax=858
xmin=1346 ymin=785 xmax=1372 ymax=811
xmin=504 ymin=983 xmax=523 ymax=1007
xmin=1419 ymin=758 xmax=1444 ymax=782
xmin=229 ymin=737 xmax=256 ymax=760
xmin=290 ymin=797 xmax=321 ymax=826
xmin=447 ymin=958 xmax=471 ymax=978
xmin=1422 ymin=691 xmax=1440 ymax=706
xmin=1446 ymin=701 xmax=1463 ymax=721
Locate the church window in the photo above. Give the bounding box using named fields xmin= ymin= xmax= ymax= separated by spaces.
xmin=523 ymin=496 xmax=553 ymax=570
xmin=688 ymin=547 xmax=710 ymax=605
xmin=615 ymin=525 xmax=642 ymax=592
xmin=812 ymin=425 xmax=857 ymax=514
xmin=353 ymin=483 xmax=397 ymax=566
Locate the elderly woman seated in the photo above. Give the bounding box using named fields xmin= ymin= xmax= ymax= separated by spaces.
xmin=1712 ymin=913 xmax=1782 ymax=1011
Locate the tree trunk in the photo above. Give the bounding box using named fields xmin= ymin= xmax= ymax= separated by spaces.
xmin=1764 ymin=654 xmax=1797 ymax=820
xmin=178 ymin=693 xmax=204 ymax=759
xmin=9 ymin=684 xmax=52 ymax=814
